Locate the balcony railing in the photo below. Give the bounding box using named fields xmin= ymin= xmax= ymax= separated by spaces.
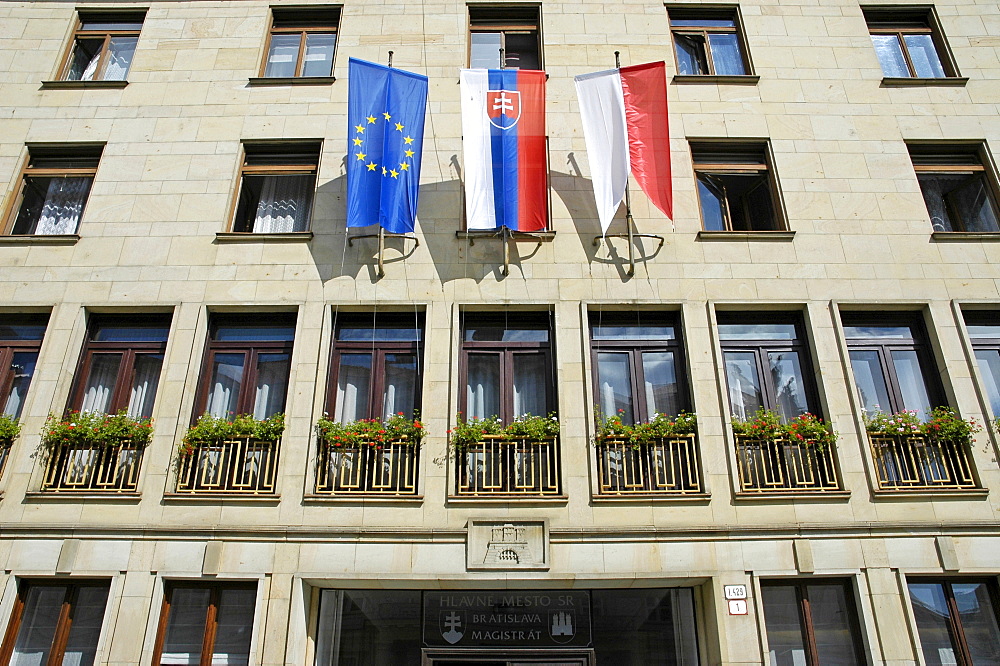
xmin=735 ymin=435 xmax=841 ymax=493
xmin=0 ymin=439 xmax=11 ymax=480
xmin=595 ymin=435 xmax=702 ymax=495
xmin=315 ymin=439 xmax=419 ymax=496
xmin=175 ymin=438 xmax=279 ymax=495
xmin=868 ymin=433 xmax=977 ymax=491
xmin=455 ymin=436 xmax=561 ymax=496
xmin=41 ymin=441 xmax=144 ymax=492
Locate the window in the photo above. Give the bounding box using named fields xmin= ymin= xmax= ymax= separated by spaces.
xmin=668 ymin=7 xmax=751 ymax=76
xmin=909 ymin=143 xmax=1000 ymax=233
xmin=719 ymin=313 xmax=819 ymax=422
xmin=151 ymin=582 xmax=256 ymax=666
xmin=194 ymin=314 xmax=295 ymax=420
xmin=842 ymin=313 xmax=943 ymax=421
xmin=0 ymin=580 xmax=110 ymax=666
xmin=231 ymin=144 xmax=318 ymax=233
xmin=4 ymin=145 xmax=102 ymax=236
xmin=327 ymin=313 xmax=423 ymax=423
xmin=261 ymin=7 xmax=339 ymax=78
xmin=761 ymin=579 xmax=867 ymax=665
xmin=590 ymin=311 xmax=689 ymax=424
xmin=908 ymin=579 xmax=1000 ymax=666
xmin=863 ymin=7 xmax=959 ymax=79
xmin=963 ymin=312 xmax=1000 ymax=417
xmin=0 ymin=315 xmax=47 ymax=419
xmin=59 ymin=12 xmax=144 ymax=82
xmin=691 ymin=142 xmax=783 ymax=232
xmin=469 ymin=7 xmax=541 ymax=70
xmin=460 ymin=312 xmax=554 ymax=422
xmin=68 ymin=315 xmax=170 ymax=418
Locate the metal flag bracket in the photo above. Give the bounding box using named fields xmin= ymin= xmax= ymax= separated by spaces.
xmin=348 ymin=226 xmax=420 ymax=278
xmin=457 ymin=226 xmax=553 ymax=276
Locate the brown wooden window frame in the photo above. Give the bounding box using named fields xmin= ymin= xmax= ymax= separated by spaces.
xmin=863 ymin=6 xmax=960 ymax=79
xmin=667 ymin=6 xmax=753 ymax=77
xmin=57 ymin=11 xmax=145 ymax=82
xmin=909 ymin=142 xmax=1000 ymax=233
xmin=906 ymin=577 xmax=1000 ymax=666
xmin=229 ymin=142 xmax=320 ymax=234
xmin=151 ymin=581 xmax=257 ymax=666
xmin=691 ymin=140 xmax=786 ymax=232
xmin=0 ymin=314 xmax=47 ymax=418
xmin=0 ymin=578 xmax=111 ymax=666
xmin=259 ymin=7 xmax=340 ymax=79
xmin=468 ymin=6 xmax=542 ymax=70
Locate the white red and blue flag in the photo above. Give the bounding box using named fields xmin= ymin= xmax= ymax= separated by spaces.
xmin=460 ymin=69 xmax=547 ymax=232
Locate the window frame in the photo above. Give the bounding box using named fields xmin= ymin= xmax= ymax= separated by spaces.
xmin=690 ymin=140 xmax=786 ymax=232
xmin=150 ymin=581 xmax=258 ymax=666
xmin=589 ymin=311 xmax=690 ymax=425
xmin=906 ymin=577 xmax=1000 ymax=666
xmin=862 ymin=6 xmax=960 ymax=79
xmin=56 ymin=11 xmax=145 ymax=82
xmin=259 ymin=7 xmax=340 ymax=79
xmin=468 ymin=5 xmax=543 ymax=70
xmin=459 ymin=312 xmax=555 ymax=424
xmin=325 ymin=312 xmax=425 ymax=421
xmin=0 ymin=578 xmax=111 ymax=666
xmin=227 ymin=142 xmax=320 ymax=234
xmin=0 ymin=314 xmax=47 ymax=419
xmin=908 ymin=142 xmax=1000 ymax=233
xmin=667 ymin=6 xmax=753 ymax=78
xmin=962 ymin=310 xmax=1000 ymax=418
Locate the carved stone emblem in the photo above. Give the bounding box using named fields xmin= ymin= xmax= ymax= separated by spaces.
xmin=467 ymin=519 xmax=549 ymax=571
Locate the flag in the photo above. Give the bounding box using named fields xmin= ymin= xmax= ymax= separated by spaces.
xmin=347 ymin=58 xmax=427 ymax=234
xmin=460 ymin=69 xmax=547 ymax=232
xmin=574 ymin=61 xmax=672 ymax=233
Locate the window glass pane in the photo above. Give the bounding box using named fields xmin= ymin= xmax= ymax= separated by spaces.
xmin=871 ymin=34 xmax=910 ymax=77
xmin=503 ymin=32 xmax=539 ymax=70
xmin=161 ymin=587 xmax=211 ymax=665
xmin=904 ymin=34 xmax=946 ymax=77
xmin=697 ymin=176 xmax=726 ymax=230
xmin=383 ymin=353 xmax=418 ymax=420
xmin=80 ymin=20 xmax=144 ymax=31
xmin=302 ymin=33 xmax=335 ymax=76
xmin=724 ymin=351 xmax=763 ymax=421
xmin=464 ymin=325 xmax=548 ymax=342
xmin=848 ymin=350 xmax=892 ymax=417
xmin=213 ymin=325 xmax=295 ymax=342
xmin=891 ymin=350 xmax=932 ymax=420
xmin=908 ymin=583 xmax=958 ymax=666
xmin=968 ymin=324 xmax=1000 ymax=339
xmin=264 ymin=33 xmax=301 ymax=77
xmin=314 ymin=590 xmax=421 ymax=666
xmin=253 ymin=352 xmax=290 ymax=419
xmin=103 ymin=36 xmax=137 ymax=80
xmin=66 ymin=38 xmax=103 ymax=80
xmin=718 ymin=323 xmax=797 ymax=340
xmin=93 ymin=323 xmax=170 ymax=342
xmin=671 ymin=18 xmax=736 ymax=27
xmin=4 ymin=351 xmax=38 ymax=418
xmin=947 ymin=175 xmax=1000 ymax=233
xmin=708 ymin=33 xmax=746 ymax=75
xmin=81 ymin=353 xmax=122 ymax=414
xmin=592 ymin=324 xmax=675 ymax=340
xmin=974 ymin=350 xmax=1000 ymax=416
xmin=597 ymin=352 xmax=634 ymax=424
xmin=0 ymin=321 xmax=47 ymax=340
xmin=128 ymin=353 xmax=163 ymax=419
xmin=10 ymin=585 xmax=67 ymax=666
xmin=337 ymin=325 xmax=422 ymax=342
xmin=206 ymin=353 xmax=245 ymax=419
xmin=466 ymin=353 xmax=500 ymax=420
xmin=952 ymin=583 xmax=1000 ymax=662
xmin=335 ymin=354 xmax=371 ymax=423
xmin=470 ymin=32 xmax=502 ymax=68
xmin=240 ymin=174 xmax=313 ymax=233
xmin=761 ymin=585 xmax=808 ymax=666
xmin=13 ymin=176 xmax=92 ymax=235
xmin=212 ymin=588 xmax=256 ymax=666
xmin=513 ymin=353 xmax=547 ymax=417
xmin=807 ymin=584 xmax=862 ymax=664
xmin=642 ymin=351 xmax=681 ymax=417
xmin=62 ymin=585 xmax=110 ymax=666
xmin=674 ymin=34 xmax=707 ymax=75
xmin=767 ymin=351 xmax=809 ymax=420
xmin=591 ymin=589 xmax=699 ymax=664
xmin=843 ymin=325 xmax=914 ymax=340
xmin=918 ymin=173 xmax=962 ymax=232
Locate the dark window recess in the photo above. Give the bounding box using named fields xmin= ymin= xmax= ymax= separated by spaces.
xmin=61 ymin=12 xmax=144 ymax=82
xmin=668 ymin=8 xmax=751 ymax=76
xmin=232 ymin=144 xmax=319 ymax=233
xmin=863 ymin=7 xmax=958 ymax=78
xmin=761 ymin=579 xmax=867 ymax=665
xmin=469 ymin=7 xmax=541 ymax=70
xmin=262 ymin=7 xmax=339 ymax=78
xmin=151 ymin=582 xmax=257 ymax=666
xmin=910 ymin=144 xmax=1000 ymax=233
xmin=907 ymin=579 xmax=1000 ymax=666
xmin=692 ymin=142 xmax=782 ymax=231
xmin=7 ymin=146 xmax=103 ymax=236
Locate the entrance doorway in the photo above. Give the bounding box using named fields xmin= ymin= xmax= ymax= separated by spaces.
xmin=422 ymin=648 xmax=595 ymax=666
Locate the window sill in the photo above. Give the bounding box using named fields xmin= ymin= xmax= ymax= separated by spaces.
xmin=162 ymin=493 xmax=281 ymax=503
xmin=881 ymin=76 xmax=968 ymax=87
xmin=447 ymin=495 xmax=568 ymax=506
xmin=24 ymin=491 xmax=141 ymax=502
xmin=215 ymin=231 xmax=313 ymax=243
xmin=591 ymin=492 xmax=711 ymax=503
xmin=247 ymin=76 xmax=336 ymax=86
xmin=733 ymin=490 xmax=851 ymax=501
xmin=456 ymin=230 xmax=556 ymax=243
xmin=40 ymin=80 xmax=128 ymax=90
xmin=303 ymin=494 xmax=423 ymax=504
xmin=870 ymin=488 xmax=988 ymax=500
xmin=672 ymin=74 xmax=759 ymax=85
xmin=696 ymin=230 xmax=794 ymax=241
xmin=0 ymin=234 xmax=80 ymax=245
xmin=931 ymin=231 xmax=1000 ymax=242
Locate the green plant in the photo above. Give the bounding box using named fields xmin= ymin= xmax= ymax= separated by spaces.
xmin=594 ymin=408 xmax=698 ymax=446
xmin=448 ymin=412 xmax=560 ymax=449
xmin=506 ymin=413 xmax=561 ymax=440
xmin=863 ymin=409 xmax=922 ymax=435
xmin=315 ymin=412 xmax=426 ymax=448
xmin=180 ymin=412 xmax=285 ymax=455
xmin=732 ymin=408 xmax=836 ymax=450
xmin=0 ymin=413 xmax=21 ymax=442
xmin=864 ymin=407 xmax=980 ymax=443
xmin=449 ymin=413 xmax=505 ymax=448
xmin=41 ymin=410 xmax=154 ymax=451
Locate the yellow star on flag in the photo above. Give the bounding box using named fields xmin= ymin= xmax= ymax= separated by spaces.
xmin=395 ymin=122 xmax=404 ymax=132
xmin=400 ymin=162 xmax=409 ymax=171
xmin=367 ymin=162 xmax=377 ymax=171
xmin=403 ymin=136 xmax=414 ymax=145
xmin=367 ymin=115 xmax=376 ymax=124
xmin=383 ymin=111 xmax=391 ymax=120
xmin=356 ymin=152 xmax=366 ymax=161
xmin=354 ymin=124 xmax=364 ymax=133
xmin=390 ymin=169 xmax=399 ymax=178
xmin=353 ymin=137 xmax=363 ymax=146
xmin=404 ymin=149 xmax=415 ymax=158
xmin=382 ymin=166 xmax=387 ymax=176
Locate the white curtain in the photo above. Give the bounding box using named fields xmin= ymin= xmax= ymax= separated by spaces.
xmin=382 ymin=355 xmax=416 ymax=419
xmin=466 ymin=356 xmax=500 ymax=420
xmin=206 ymin=358 xmax=243 ymax=419
xmin=512 ymin=354 xmax=546 ymax=418
xmin=3 ymin=352 xmax=36 ymax=418
xmin=103 ymin=37 xmax=137 ymax=81
xmin=253 ymin=355 xmax=289 ymax=419
xmin=81 ymin=354 xmax=119 ymax=414
xmin=335 ymin=356 xmax=371 ymax=423
xmin=252 ymin=175 xmax=311 ymax=233
xmin=127 ymin=355 xmax=162 ymax=418
xmin=36 ymin=177 xmax=89 ymax=234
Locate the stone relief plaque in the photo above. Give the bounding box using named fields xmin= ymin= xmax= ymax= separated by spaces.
xmin=467 ymin=519 xmax=549 ymax=571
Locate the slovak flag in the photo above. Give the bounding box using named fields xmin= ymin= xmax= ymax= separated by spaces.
xmin=460 ymin=69 xmax=547 ymax=231
xmin=574 ymin=62 xmax=672 ymax=234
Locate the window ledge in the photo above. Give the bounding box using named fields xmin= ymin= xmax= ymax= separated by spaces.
xmin=23 ymin=491 xmax=141 ymax=502
xmin=0 ymin=234 xmax=80 ymax=245
xmin=591 ymin=492 xmax=711 ymax=503
xmin=215 ymin=231 xmax=313 ymax=243
xmin=446 ymin=495 xmax=568 ymax=506
xmin=931 ymin=231 xmax=1000 ymax=242
xmin=870 ymin=488 xmax=988 ymax=499
xmin=247 ymin=76 xmax=336 ymax=86
xmin=672 ymin=74 xmax=759 ymax=85
xmin=162 ymin=493 xmax=281 ymax=503
xmin=303 ymin=494 xmax=423 ymax=504
xmin=456 ymin=230 xmax=555 ymax=243
xmin=733 ymin=490 xmax=851 ymax=502
xmin=40 ymin=80 xmax=129 ymax=90
xmin=880 ymin=76 xmax=968 ymax=87
xmin=696 ymin=230 xmax=795 ymax=241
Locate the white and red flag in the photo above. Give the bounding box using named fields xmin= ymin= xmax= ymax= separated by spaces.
xmin=574 ymin=61 xmax=672 ymax=233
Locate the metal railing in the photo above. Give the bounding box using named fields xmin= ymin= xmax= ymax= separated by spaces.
xmin=595 ymin=435 xmax=702 ymax=495
xmin=868 ymin=433 xmax=977 ymax=490
xmin=175 ymin=438 xmax=279 ymax=495
xmin=455 ymin=436 xmax=561 ymax=496
xmin=41 ymin=441 xmax=144 ymax=492
xmin=735 ymin=435 xmax=841 ymax=493
xmin=315 ymin=439 xmax=419 ymax=496
xmin=0 ymin=440 xmax=11 ymax=480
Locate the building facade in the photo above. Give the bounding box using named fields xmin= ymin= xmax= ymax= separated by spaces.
xmin=0 ymin=0 xmax=999 ymax=664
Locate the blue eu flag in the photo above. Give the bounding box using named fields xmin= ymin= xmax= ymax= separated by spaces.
xmin=346 ymin=58 xmax=427 ymax=234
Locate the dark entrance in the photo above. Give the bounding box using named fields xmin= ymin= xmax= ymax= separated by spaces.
xmin=422 ymin=649 xmax=594 ymax=666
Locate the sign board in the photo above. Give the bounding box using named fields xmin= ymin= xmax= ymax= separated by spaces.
xmin=728 ymin=600 xmax=748 ymax=615
xmin=724 ymin=585 xmax=747 ymax=600
xmin=423 ymin=591 xmax=592 ymax=648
